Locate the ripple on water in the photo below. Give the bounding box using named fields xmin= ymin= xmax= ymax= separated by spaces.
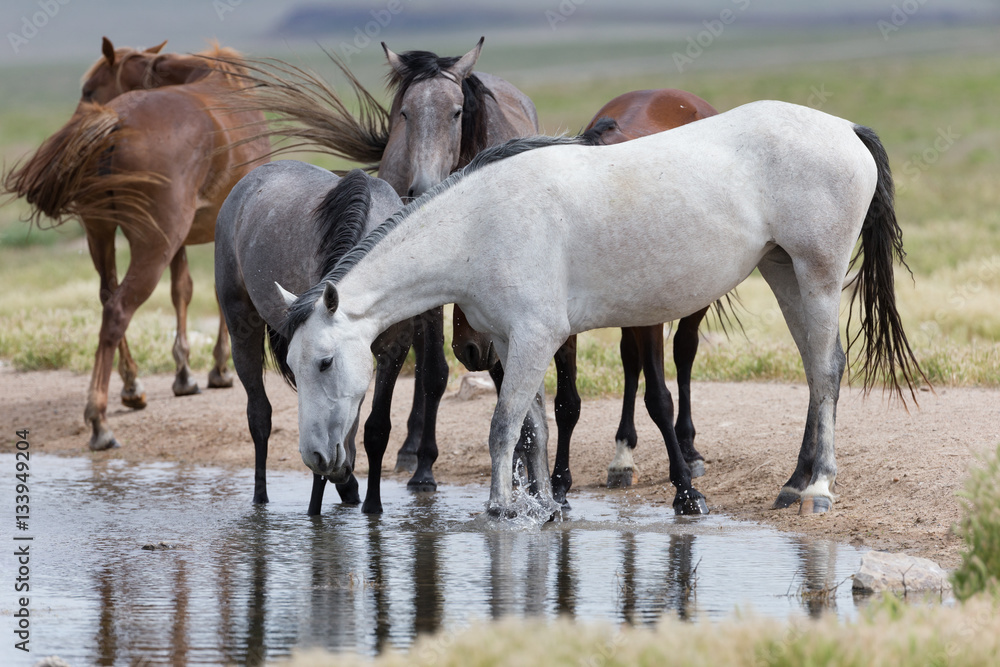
xmin=1 ymin=454 xmax=865 ymax=664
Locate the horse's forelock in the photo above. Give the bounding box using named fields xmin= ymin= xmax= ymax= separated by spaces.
xmin=386 ymin=50 xmax=460 ymax=94
xmin=458 ymin=73 xmax=495 ymax=166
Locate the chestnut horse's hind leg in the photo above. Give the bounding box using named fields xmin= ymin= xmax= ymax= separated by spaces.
xmin=85 ymin=238 xmax=177 ymax=451
xmin=208 ymin=293 xmax=234 ymax=389
xmin=673 ymin=308 xmax=709 ymax=477
xmin=85 ymin=226 xmax=147 ymax=410
xmin=551 ymin=336 xmax=581 ymax=506
xmin=169 ymin=247 xmax=200 ymax=396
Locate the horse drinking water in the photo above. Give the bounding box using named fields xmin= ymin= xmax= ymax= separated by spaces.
xmin=451 ymin=87 xmax=722 ymax=508
xmin=277 ymin=101 xmax=924 ymax=516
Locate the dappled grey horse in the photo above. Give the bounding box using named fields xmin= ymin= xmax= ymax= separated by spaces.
xmin=215 ymin=161 xmax=408 ymax=513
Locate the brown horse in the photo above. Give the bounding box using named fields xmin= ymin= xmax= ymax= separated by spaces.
xmin=3 ymin=38 xmax=268 ymax=451
xmin=451 ymin=88 xmax=719 ymax=506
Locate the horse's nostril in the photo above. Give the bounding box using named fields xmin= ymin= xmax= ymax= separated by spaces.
xmin=313 ymin=451 xmax=328 ymax=470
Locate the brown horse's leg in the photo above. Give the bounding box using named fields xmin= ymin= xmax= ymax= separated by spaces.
xmin=86 ymin=240 xmax=176 ymax=450
xmin=636 ymin=324 xmax=708 ymax=515
xmin=674 ymin=307 xmax=709 ymax=478
xmin=208 ymin=292 xmax=234 ymax=389
xmin=551 ymin=335 xmax=580 ymax=505
xmin=85 ymin=226 xmax=147 ymax=410
xmin=169 ymin=247 xmax=200 ymax=396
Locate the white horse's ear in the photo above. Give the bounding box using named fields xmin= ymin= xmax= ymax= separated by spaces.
xmin=451 ymin=36 xmax=484 ymax=80
xmin=382 ymin=42 xmax=405 ymax=76
xmin=275 ymin=282 xmax=297 ymax=308
xmin=323 ymin=281 xmax=339 ymax=314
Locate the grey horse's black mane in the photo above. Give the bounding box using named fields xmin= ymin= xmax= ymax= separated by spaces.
xmin=387 ymin=49 xmax=496 ymax=166
xmin=281 ymin=133 xmax=587 ymax=345
xmin=269 ymin=169 xmax=374 ymax=387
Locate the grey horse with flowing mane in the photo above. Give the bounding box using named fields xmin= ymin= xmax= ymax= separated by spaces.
xmin=276 ymin=101 xmax=926 ymax=517
xmin=215 ymin=161 xmax=406 ymax=513
xmin=228 ymin=38 xmax=540 ymax=493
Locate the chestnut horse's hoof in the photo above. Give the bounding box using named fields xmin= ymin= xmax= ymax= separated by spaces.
xmin=172 ymin=377 xmax=201 ymax=396
xmin=120 ymin=390 xmax=147 ymax=410
xmin=687 ymin=459 xmax=706 ymax=479
xmin=89 ymin=431 xmax=121 ymax=451
xmin=208 ymin=368 xmax=234 ymax=389
xmin=772 ymin=488 xmax=801 ymax=509
xmin=673 ymin=489 xmax=709 ymax=516
xmin=607 ymin=468 xmax=634 ymax=489
xmin=394 ymin=453 xmax=418 ymax=474
xmin=799 ymin=496 xmax=832 ymax=515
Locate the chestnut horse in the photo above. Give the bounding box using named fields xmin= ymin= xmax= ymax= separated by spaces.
xmin=451 ymin=88 xmax=719 ymax=506
xmin=3 ymin=38 xmax=268 ymax=451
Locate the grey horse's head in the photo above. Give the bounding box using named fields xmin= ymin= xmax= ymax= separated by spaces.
xmin=380 ymin=38 xmax=492 ymax=200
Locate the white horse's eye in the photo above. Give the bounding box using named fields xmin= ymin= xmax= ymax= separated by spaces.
xmin=319 ymin=357 xmax=333 ymax=372
xmin=399 ymin=110 xmax=408 ymax=121
xmin=452 ymin=108 xmax=462 ymax=119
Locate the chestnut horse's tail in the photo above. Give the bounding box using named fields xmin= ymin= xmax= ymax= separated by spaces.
xmin=3 ymin=103 xmax=167 ymax=235
xmin=216 ymin=52 xmax=390 ymax=170
xmin=847 ymin=125 xmax=927 ymax=403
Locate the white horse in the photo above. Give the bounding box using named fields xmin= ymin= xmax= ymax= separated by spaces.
xmin=277 ymin=100 xmax=925 ymax=517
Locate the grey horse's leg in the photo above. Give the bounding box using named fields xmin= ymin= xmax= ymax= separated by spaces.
xmin=758 ymin=248 xmax=845 ymax=513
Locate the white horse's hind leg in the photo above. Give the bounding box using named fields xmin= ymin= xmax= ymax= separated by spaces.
xmin=487 ymin=333 xmax=560 ymax=518
xmin=521 ymin=381 xmax=560 ymax=514
xmin=758 ymin=248 xmax=846 ymax=513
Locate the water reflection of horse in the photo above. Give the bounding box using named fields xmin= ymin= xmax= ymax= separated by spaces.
xmin=278 ymin=101 xmax=925 ymax=517
xmin=232 ymin=39 xmax=538 ymax=495
xmin=3 ymin=38 xmax=268 ymax=451
xmin=451 ymin=88 xmax=721 ymax=507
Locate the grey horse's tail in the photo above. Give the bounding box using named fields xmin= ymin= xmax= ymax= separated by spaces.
xmin=847 ymin=125 xmax=928 ymax=403
xmin=213 ymin=51 xmax=389 ymax=169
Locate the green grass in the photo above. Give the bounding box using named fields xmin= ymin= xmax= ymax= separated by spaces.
xmin=953 ymin=443 xmax=1000 ymax=602
xmin=1 ymin=26 xmax=998 ymax=393
xmin=283 ymin=594 xmax=1000 ymax=666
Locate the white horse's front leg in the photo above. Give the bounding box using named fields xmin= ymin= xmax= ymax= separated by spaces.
xmin=487 ymin=334 xmax=559 ymax=517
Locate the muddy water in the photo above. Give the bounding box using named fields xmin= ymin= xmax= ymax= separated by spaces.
xmin=2 ymin=454 xmax=864 ymax=665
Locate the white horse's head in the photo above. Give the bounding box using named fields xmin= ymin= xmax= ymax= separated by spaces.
xmin=279 ymin=281 xmax=372 ymax=484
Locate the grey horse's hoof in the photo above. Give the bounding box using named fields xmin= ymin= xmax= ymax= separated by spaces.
xmin=89 ymin=431 xmax=121 ymax=451
xmin=673 ymin=490 xmax=710 ymax=515
xmin=486 ymin=505 xmax=518 ymax=520
xmin=799 ymin=496 xmax=832 ymax=514
xmin=607 ymin=468 xmax=634 ymax=489
xmin=773 ymin=489 xmax=801 ymax=509
xmin=208 ymin=368 xmax=234 ymax=389
xmin=394 ymin=453 xmax=418 ymax=474
xmin=687 ymin=459 xmax=706 ymax=479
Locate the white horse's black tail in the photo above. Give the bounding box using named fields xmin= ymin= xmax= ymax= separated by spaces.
xmin=848 ymin=125 xmax=928 ymax=403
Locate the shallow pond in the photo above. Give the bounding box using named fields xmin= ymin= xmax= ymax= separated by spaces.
xmin=2 ymin=454 xmax=865 ymax=665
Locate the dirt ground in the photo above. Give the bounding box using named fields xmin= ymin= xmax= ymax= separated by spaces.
xmin=2 ymin=364 xmax=997 ymax=568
